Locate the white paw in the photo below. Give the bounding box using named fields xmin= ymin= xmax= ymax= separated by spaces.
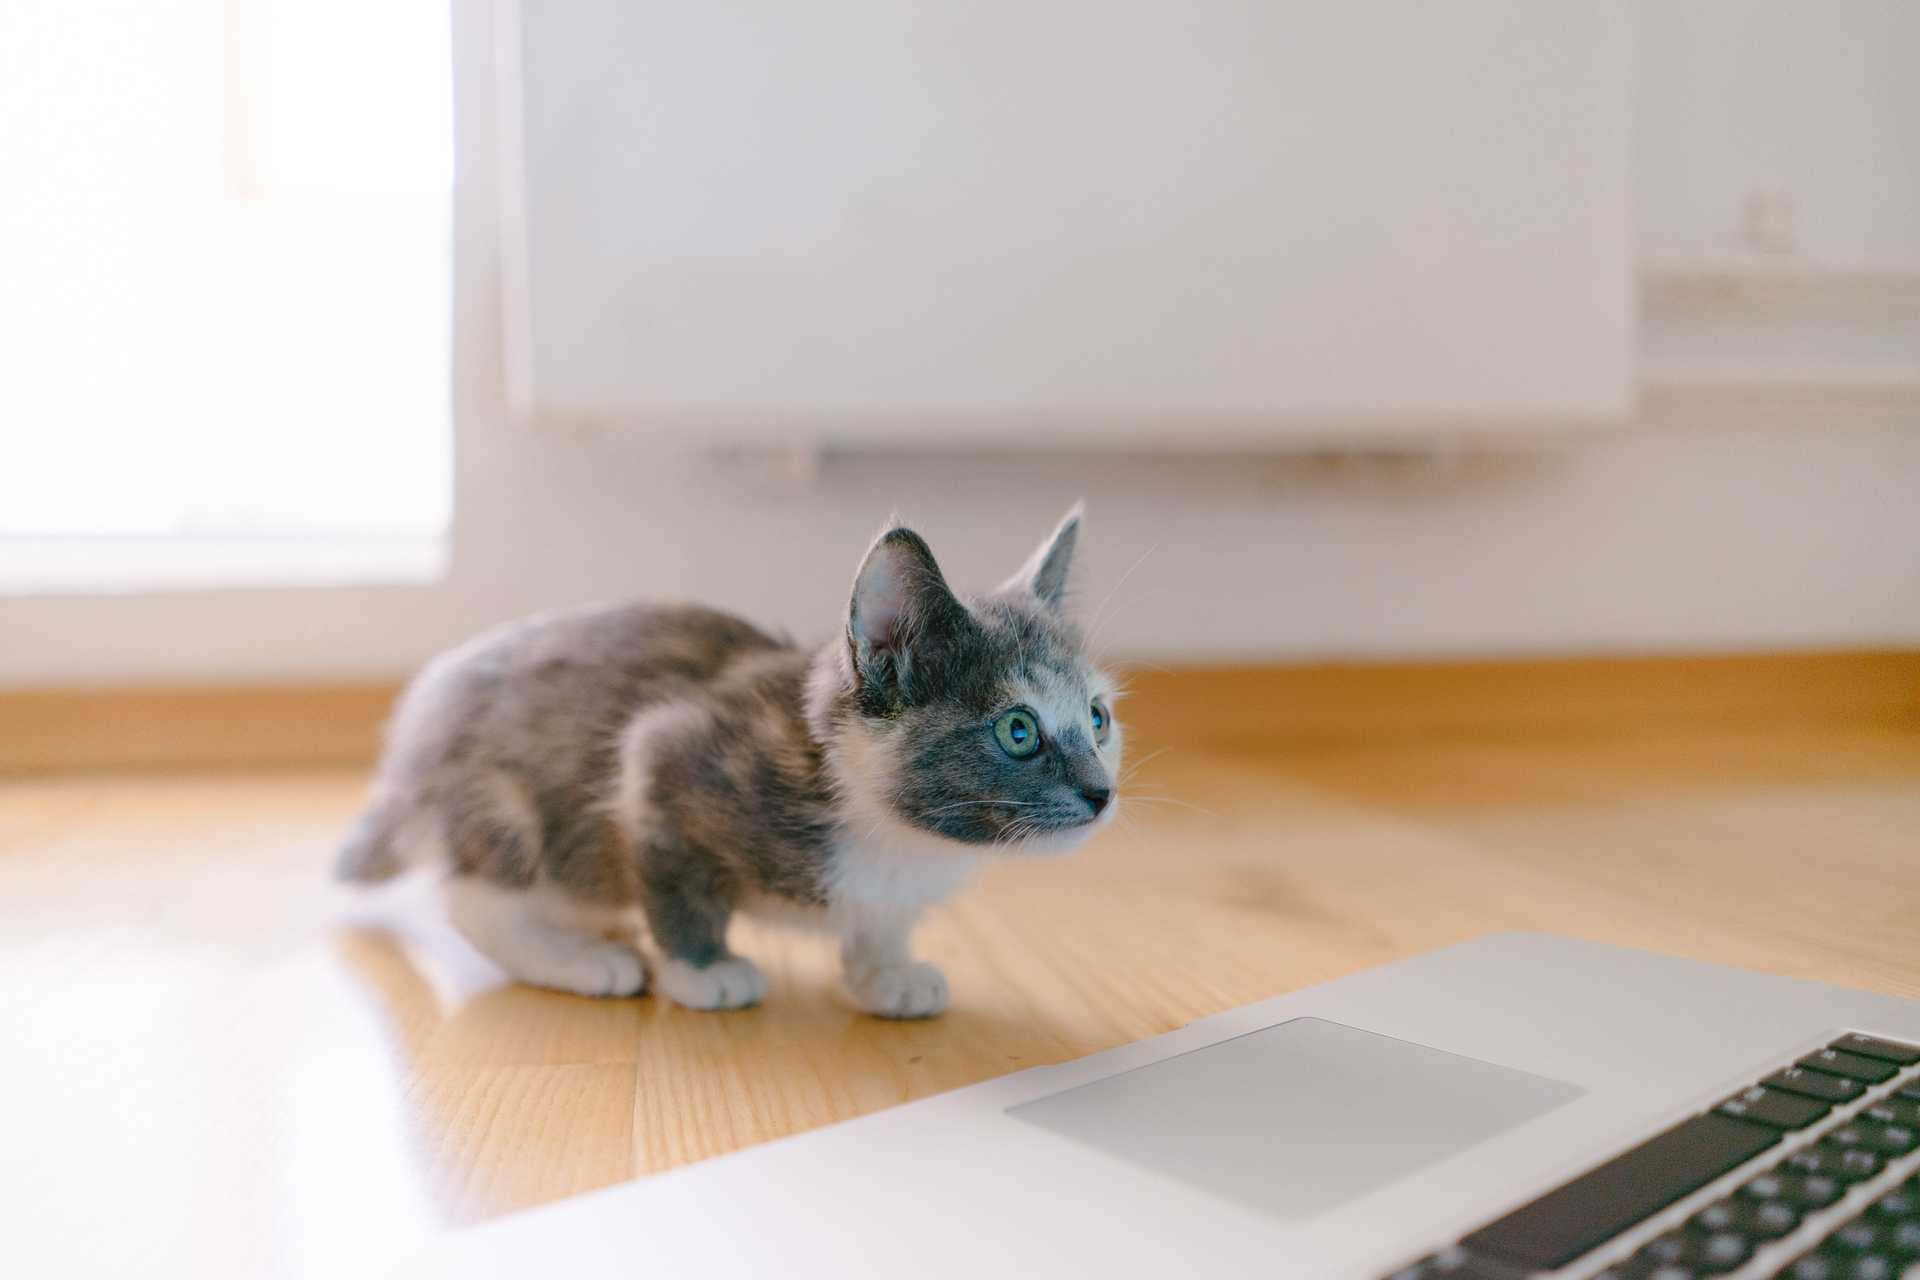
xmin=656 ymin=955 xmax=768 ymax=1011
xmin=845 ymin=961 xmax=949 ymax=1019
xmin=544 ymin=941 xmax=648 ymax=998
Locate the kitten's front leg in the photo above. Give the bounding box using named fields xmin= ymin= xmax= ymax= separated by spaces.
xmin=839 ymin=911 xmax=949 ymax=1019
xmin=639 ymin=850 xmax=766 ymax=1012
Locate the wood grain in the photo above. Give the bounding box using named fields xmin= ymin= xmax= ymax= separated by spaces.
xmin=0 ymin=667 xmax=1917 ymax=1277
xmin=0 ymin=680 xmax=400 ymax=772
xmin=4 ymin=649 xmax=1917 ymax=772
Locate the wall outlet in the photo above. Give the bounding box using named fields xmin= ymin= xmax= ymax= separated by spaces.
xmin=1741 ymin=188 xmax=1797 ymax=257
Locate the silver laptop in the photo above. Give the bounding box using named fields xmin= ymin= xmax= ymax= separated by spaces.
xmin=402 ymin=933 xmax=1920 ymax=1279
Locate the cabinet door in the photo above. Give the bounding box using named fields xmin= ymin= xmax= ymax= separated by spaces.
xmin=504 ymin=1 xmax=1635 ymax=445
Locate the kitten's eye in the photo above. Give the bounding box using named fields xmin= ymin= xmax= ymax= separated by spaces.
xmin=1090 ymin=700 xmax=1111 ymax=743
xmin=993 ymin=708 xmax=1042 ymax=759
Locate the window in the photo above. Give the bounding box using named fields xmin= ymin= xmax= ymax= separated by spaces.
xmin=0 ymin=0 xmax=452 ymax=590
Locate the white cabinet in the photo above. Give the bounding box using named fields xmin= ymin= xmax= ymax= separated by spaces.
xmin=501 ymin=2 xmax=1635 ymax=445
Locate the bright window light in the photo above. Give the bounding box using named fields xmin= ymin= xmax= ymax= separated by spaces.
xmin=0 ymin=1 xmax=451 ymax=564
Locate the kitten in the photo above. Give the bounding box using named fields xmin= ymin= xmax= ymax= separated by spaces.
xmin=337 ymin=506 xmax=1121 ymax=1018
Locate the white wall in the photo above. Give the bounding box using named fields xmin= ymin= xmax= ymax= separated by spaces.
xmin=1 ymin=0 xmax=1916 ymax=686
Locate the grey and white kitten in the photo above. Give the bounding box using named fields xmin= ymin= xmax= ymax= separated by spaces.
xmin=337 ymin=506 xmax=1121 ymax=1018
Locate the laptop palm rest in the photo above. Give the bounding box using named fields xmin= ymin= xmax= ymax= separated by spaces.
xmin=1008 ymin=1017 xmax=1583 ymax=1222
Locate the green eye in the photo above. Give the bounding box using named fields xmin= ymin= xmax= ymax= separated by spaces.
xmin=1090 ymin=700 xmax=1110 ymax=742
xmin=993 ymin=708 xmax=1042 ymax=758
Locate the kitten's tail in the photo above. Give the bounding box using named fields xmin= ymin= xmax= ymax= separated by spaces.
xmin=334 ymin=798 xmax=414 ymax=884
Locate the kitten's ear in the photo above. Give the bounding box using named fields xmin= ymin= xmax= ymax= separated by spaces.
xmin=847 ymin=525 xmax=972 ymax=696
xmin=1002 ymin=502 xmax=1082 ymax=611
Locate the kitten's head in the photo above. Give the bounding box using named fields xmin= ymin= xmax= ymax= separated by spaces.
xmin=815 ymin=504 xmax=1122 ymax=855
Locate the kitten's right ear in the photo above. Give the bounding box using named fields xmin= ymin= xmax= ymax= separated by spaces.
xmin=847 ymin=526 xmax=971 ymax=699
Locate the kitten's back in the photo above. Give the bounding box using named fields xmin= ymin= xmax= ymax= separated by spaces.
xmin=337 ymin=602 xmax=791 ymax=884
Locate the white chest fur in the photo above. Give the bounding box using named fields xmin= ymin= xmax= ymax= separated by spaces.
xmin=737 ymin=822 xmax=980 ymax=939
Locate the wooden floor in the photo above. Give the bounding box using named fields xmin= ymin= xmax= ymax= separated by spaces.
xmin=4 ymin=710 xmax=1919 ymax=1277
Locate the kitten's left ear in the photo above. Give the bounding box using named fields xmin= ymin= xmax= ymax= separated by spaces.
xmin=1002 ymin=502 xmax=1082 ymax=611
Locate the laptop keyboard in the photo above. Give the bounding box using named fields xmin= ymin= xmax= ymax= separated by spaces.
xmin=1384 ymin=1033 xmax=1920 ymax=1280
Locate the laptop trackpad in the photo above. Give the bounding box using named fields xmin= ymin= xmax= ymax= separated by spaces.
xmin=1008 ymin=1017 xmax=1583 ymax=1222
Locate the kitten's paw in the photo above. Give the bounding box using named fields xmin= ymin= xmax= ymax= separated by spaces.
xmin=544 ymin=941 xmax=648 ymax=998
xmin=656 ymin=955 xmax=767 ymax=1011
xmin=844 ymin=961 xmax=949 ymax=1019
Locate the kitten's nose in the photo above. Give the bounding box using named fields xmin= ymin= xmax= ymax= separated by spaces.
xmin=1079 ymin=786 xmax=1111 ymax=816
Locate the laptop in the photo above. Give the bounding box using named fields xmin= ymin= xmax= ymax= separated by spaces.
xmin=401 ymin=933 xmax=1920 ymax=1279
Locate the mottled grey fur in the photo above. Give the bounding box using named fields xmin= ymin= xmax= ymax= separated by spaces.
xmin=338 ymin=507 xmax=1120 ymax=1014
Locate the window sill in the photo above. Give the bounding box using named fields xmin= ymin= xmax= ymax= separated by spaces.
xmin=0 ymin=535 xmax=449 ymax=596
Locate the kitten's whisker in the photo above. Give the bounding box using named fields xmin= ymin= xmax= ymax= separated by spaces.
xmin=1117 ymin=746 xmax=1172 ymax=780
xmin=1089 ymin=589 xmax=1173 ymax=668
xmin=915 ymin=799 xmax=1039 ymax=820
xmin=1085 ymin=544 xmax=1158 ymax=653
xmin=1119 ymin=793 xmax=1220 ymax=818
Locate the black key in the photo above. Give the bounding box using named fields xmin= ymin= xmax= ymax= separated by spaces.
xmin=1866 ymin=1188 xmax=1920 ymax=1221
xmin=1830 ymin=1143 xmax=1887 ymax=1182
xmin=1830 ymin=1221 xmax=1892 ymax=1254
xmin=1797 ymin=1174 xmax=1843 ymax=1205
xmin=1585 ymin=1264 xmax=1646 ymax=1280
xmin=1741 ymin=1170 xmax=1843 ymax=1211
xmin=1786 ymin=1254 xmax=1839 ymax=1280
xmin=1789 ymin=1141 xmax=1884 ymax=1183
xmin=1688 ymin=1230 xmax=1753 ymax=1273
xmin=1717 ymin=1085 xmax=1830 ymax=1131
xmin=1872 ymin=1120 xmax=1919 ymax=1156
xmin=1867 ymin=1097 xmax=1920 ymax=1128
xmin=1833 ymin=1215 xmax=1920 ymax=1263
xmin=1459 ymin=1113 xmax=1780 ymax=1270
xmin=1640 ymin=1232 xmax=1693 ymax=1265
xmin=1828 ymin=1119 xmax=1919 ymax=1157
xmin=1769 ymin=1067 xmax=1867 ymax=1103
xmin=1751 ymin=1198 xmax=1802 ymax=1238
xmin=1382 ymin=1247 xmax=1524 ymax=1280
xmin=1693 ymin=1199 xmax=1738 ymax=1231
xmin=1815 ymin=1244 xmax=1901 ymax=1280
xmin=1587 ymin=1263 xmax=1649 ymax=1280
xmin=1832 ymin=1034 xmax=1920 ymax=1066
xmin=1796 ymin=1174 xmax=1848 ymax=1208
xmin=1801 ymin=1048 xmax=1901 ymax=1084
xmin=1868 ymin=1121 xmax=1919 ymax=1156
xmin=1695 ymin=1195 xmax=1800 ymax=1239
xmin=1635 ymin=1227 xmax=1753 ymax=1275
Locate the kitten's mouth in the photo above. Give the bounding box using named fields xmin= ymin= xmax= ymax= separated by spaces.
xmin=1000 ymin=819 xmax=1105 ymax=856
xmin=989 ymin=804 xmax=1114 ymax=847
xmin=906 ymin=800 xmax=1115 ymax=848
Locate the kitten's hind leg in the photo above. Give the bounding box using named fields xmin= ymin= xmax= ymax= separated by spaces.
xmin=444 ymin=877 xmax=648 ymax=998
